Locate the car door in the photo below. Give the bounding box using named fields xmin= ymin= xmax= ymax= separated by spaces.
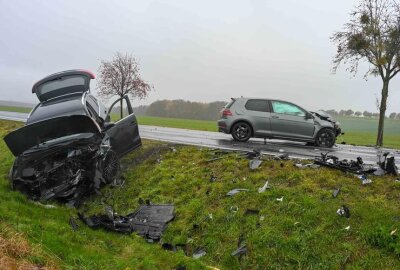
xmin=243 ymin=99 xmax=271 ymax=136
xmin=269 ymin=100 xmax=315 ymax=139
xmin=104 ymin=96 xmax=141 ymax=157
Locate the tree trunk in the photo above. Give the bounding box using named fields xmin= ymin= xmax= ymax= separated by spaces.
xmin=376 ymin=79 xmax=389 ymax=146
xmin=120 ymin=98 xmax=123 ymax=120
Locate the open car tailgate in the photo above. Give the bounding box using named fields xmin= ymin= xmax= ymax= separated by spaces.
xmin=4 ymin=115 xmax=101 ymax=156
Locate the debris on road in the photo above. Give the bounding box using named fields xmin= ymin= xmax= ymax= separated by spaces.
xmin=258 ymin=181 xmax=270 ymax=193
xmin=337 ymin=205 xmax=350 ymax=218
xmin=78 ymin=204 xmax=175 ymax=241
xmin=275 ymin=153 xmax=289 ymax=160
xmin=249 ymin=159 xmax=262 ymax=170
xmin=244 ymin=149 xmax=261 ymax=159
xmin=377 ymin=152 xmax=398 ymax=176
xmin=227 ymin=189 xmax=249 ymax=196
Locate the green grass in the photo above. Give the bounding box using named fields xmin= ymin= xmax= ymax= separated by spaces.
xmin=1 ymin=119 xmax=400 ymax=269
xmin=0 ymin=105 xmax=32 ymax=113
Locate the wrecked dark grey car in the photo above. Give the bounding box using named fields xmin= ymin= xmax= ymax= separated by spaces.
xmin=4 ymin=70 xmax=141 ymax=205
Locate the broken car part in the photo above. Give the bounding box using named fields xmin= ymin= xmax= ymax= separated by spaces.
xmin=79 ymin=204 xmax=174 ymax=241
xmin=337 ymin=205 xmax=350 ymax=219
xmin=231 ymin=245 xmax=247 ymax=256
xmin=258 ymin=181 xmax=270 ymax=193
xmin=332 ymin=188 xmax=340 ymax=198
xmin=226 ymin=189 xmax=249 ymax=196
xmin=193 ymin=248 xmax=207 ymax=259
xmin=315 ymin=153 xmax=375 ymax=174
xmin=249 ymin=159 xmax=262 ymax=170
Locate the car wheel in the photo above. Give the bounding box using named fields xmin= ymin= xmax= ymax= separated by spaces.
xmin=231 ymin=122 xmax=252 ymax=142
xmin=315 ymin=128 xmax=336 ymax=148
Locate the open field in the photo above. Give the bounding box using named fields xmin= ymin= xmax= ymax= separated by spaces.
xmin=1 ymin=119 xmax=400 ymax=269
xmin=0 ymin=106 xmax=32 ymax=114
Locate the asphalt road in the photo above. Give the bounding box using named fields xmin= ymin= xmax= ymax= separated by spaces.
xmin=1 ymin=110 xmax=399 ymax=166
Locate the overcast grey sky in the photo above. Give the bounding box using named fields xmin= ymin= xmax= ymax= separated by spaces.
xmin=0 ymin=0 xmax=399 ymax=112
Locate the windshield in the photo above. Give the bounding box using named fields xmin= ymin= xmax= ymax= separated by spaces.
xmin=36 ymin=75 xmax=87 ymax=101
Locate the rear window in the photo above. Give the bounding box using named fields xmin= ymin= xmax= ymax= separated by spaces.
xmin=36 ymin=75 xmax=87 ymax=101
xmin=245 ymin=99 xmax=270 ymax=112
xmin=225 ymin=99 xmax=236 ymax=108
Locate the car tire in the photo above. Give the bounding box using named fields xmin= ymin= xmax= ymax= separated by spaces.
xmin=315 ymin=128 xmax=336 ymax=148
xmin=231 ymin=122 xmax=252 ymax=142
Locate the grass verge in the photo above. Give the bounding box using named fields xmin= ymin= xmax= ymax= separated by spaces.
xmin=1 ymin=119 xmax=400 ymax=269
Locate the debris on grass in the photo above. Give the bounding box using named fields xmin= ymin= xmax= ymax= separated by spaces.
xmin=78 ymin=204 xmax=175 ymax=241
xmin=337 ymin=205 xmax=350 ymax=218
xmin=357 ymin=174 xmax=373 ymax=185
xmin=244 ymin=209 xmax=260 ymax=215
xmin=391 ymin=229 xmax=397 ymax=236
xmin=69 ymin=216 xmax=79 ymax=231
xmin=231 ymin=245 xmax=247 ymax=256
xmin=227 ymin=189 xmax=249 ymax=196
xmin=258 ymin=181 xmax=270 ymax=193
xmin=276 ymin=196 xmax=284 ymax=202
xmin=249 ymin=159 xmax=262 ymax=170
xmin=332 ymin=188 xmax=340 ymax=198
xmin=345 ymin=225 xmax=350 ymax=230
xmin=193 ymin=248 xmax=206 ymax=259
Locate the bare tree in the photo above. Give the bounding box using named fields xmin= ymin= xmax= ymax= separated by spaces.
xmin=97 ymin=52 xmax=152 ymax=119
xmin=332 ymin=0 xmax=400 ymax=146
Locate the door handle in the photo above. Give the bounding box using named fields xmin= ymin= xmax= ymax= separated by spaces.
xmin=271 ymin=116 xmax=279 ymax=119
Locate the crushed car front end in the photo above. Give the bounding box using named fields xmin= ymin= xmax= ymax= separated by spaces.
xmin=311 ymin=110 xmax=342 ymax=138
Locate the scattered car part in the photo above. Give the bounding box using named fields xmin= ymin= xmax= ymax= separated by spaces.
xmin=226 ymin=189 xmax=249 ymax=196
xmin=230 ymin=206 xmax=239 ymax=213
xmin=332 ymin=188 xmax=340 ymax=198
xmin=244 ymin=209 xmax=260 ymax=215
xmin=193 ymin=248 xmax=207 ymax=259
xmin=337 ymin=205 xmax=350 ymax=218
xmin=345 ymin=225 xmax=350 ymax=230
xmin=391 ymin=229 xmax=397 ymax=236
xmin=357 ymin=174 xmax=372 ymax=185
xmin=231 ymin=245 xmax=247 ymax=256
xmin=79 ymin=204 xmax=175 ymax=241
xmin=276 ymin=196 xmax=283 ymax=202
xmin=249 ymin=159 xmax=262 ymax=170
xmin=243 ymin=149 xmax=261 ymax=159
xmin=315 ymin=153 xmax=375 ymax=174
xmin=378 ymin=152 xmax=398 ymax=176
xmin=258 ymin=181 xmax=270 ymax=193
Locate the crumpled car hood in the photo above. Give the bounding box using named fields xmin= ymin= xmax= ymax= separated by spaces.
xmin=4 ymin=115 xmax=101 ymax=156
xmin=311 ymin=110 xmax=337 ymax=123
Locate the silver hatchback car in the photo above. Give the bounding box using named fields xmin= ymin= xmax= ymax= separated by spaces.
xmin=217 ymin=97 xmax=342 ymax=148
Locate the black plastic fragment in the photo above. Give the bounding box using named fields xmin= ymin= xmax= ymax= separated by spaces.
xmin=79 ymin=204 xmax=175 ymax=241
xmin=337 ymin=205 xmax=350 ymax=219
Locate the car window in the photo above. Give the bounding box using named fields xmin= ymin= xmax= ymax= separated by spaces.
xmin=87 ymin=96 xmax=99 ymax=115
xmin=245 ymin=99 xmax=270 ymax=112
xmin=271 ymin=101 xmax=305 ymax=116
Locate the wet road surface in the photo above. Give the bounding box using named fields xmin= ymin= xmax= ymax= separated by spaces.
xmin=1 ymin=111 xmax=399 ymax=165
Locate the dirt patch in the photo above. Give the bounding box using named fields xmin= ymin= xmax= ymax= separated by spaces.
xmin=0 ymin=227 xmax=58 ymax=270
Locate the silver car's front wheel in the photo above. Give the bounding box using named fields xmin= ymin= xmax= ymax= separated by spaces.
xmin=315 ymin=128 xmax=336 ymax=148
xmin=231 ymin=122 xmax=252 ymax=142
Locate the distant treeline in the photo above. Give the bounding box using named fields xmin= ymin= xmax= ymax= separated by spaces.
xmin=324 ymin=109 xmax=400 ymax=119
xmin=115 ymin=99 xmax=400 ymax=121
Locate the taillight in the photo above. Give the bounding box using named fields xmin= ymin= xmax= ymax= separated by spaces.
xmin=222 ymin=109 xmax=233 ymax=116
